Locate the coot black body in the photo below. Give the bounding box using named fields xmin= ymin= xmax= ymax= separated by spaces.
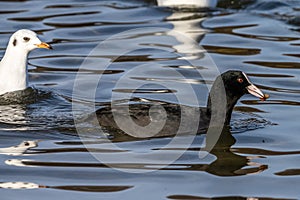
xmin=96 ymin=70 xmax=266 ymax=138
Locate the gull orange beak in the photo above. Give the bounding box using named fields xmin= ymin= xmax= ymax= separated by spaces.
xmin=247 ymin=84 xmax=269 ymax=100
xmin=36 ymin=42 xmax=52 ymax=49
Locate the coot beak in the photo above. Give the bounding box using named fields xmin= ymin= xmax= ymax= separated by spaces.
xmin=246 ymin=84 xmax=265 ymax=99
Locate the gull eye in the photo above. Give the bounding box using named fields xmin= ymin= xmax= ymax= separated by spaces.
xmin=23 ymin=37 xmax=30 ymax=42
xmin=237 ymin=78 xmax=244 ymax=83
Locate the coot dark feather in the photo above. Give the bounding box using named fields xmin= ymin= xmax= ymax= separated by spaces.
xmin=96 ymin=70 xmax=267 ymax=138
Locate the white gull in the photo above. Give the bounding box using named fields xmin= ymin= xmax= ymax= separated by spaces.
xmin=0 ymin=29 xmax=52 ymax=95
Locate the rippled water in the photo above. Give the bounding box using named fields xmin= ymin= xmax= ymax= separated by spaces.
xmin=0 ymin=0 xmax=300 ymax=199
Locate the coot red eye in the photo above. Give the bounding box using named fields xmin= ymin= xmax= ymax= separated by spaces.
xmin=237 ymin=78 xmax=244 ymax=83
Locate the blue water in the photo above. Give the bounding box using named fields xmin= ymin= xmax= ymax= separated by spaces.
xmin=0 ymin=0 xmax=299 ymax=199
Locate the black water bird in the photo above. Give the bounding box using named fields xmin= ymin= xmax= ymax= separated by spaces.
xmin=96 ymin=70 xmax=268 ymax=138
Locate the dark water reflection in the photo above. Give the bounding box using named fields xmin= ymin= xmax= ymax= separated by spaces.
xmin=0 ymin=0 xmax=299 ymax=199
xmin=168 ymin=194 xmax=296 ymax=200
xmin=4 ymin=129 xmax=258 ymax=177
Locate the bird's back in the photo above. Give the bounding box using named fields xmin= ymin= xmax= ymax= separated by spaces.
xmin=96 ymin=101 xmax=208 ymax=138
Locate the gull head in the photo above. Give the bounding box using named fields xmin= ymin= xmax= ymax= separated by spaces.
xmin=9 ymin=29 xmax=52 ymax=52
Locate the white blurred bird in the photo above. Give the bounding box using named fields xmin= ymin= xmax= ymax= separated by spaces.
xmin=157 ymin=0 xmax=218 ymax=8
xmin=0 ymin=29 xmax=52 ymax=95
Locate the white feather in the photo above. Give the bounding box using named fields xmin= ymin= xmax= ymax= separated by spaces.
xmin=157 ymin=0 xmax=218 ymax=8
xmin=0 ymin=29 xmax=43 ymax=95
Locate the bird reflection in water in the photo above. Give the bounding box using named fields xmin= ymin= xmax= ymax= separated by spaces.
xmin=0 ymin=87 xmax=50 ymax=131
xmin=0 ymin=104 xmax=28 ymax=130
xmin=149 ymin=127 xmax=267 ymax=176
xmin=0 ymin=140 xmax=37 ymax=156
xmin=0 ymin=181 xmax=132 ymax=193
xmin=203 ymin=127 xmax=267 ymax=176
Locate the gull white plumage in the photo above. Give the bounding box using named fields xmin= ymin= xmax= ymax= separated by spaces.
xmin=0 ymin=29 xmax=52 ymax=95
xmin=157 ymin=0 xmax=217 ymax=8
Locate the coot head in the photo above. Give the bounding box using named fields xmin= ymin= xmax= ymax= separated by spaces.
xmin=221 ymin=70 xmax=264 ymax=100
xmin=208 ymin=70 xmax=266 ymax=126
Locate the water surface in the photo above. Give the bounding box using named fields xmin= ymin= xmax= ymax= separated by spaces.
xmin=0 ymin=0 xmax=299 ymax=199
